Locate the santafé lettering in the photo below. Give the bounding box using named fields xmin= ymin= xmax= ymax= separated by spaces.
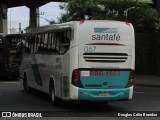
xmin=92 ymin=34 xmax=120 ymax=41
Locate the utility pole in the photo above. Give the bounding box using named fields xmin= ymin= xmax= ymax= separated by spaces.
xmin=36 ymin=8 xmax=40 ymax=27
xmin=10 ymin=10 xmax=13 ymax=34
xmin=37 ymin=11 xmax=45 ymax=26
xmin=19 ymin=22 xmax=21 ymax=33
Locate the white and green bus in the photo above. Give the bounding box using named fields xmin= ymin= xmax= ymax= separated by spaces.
xmin=20 ymin=20 xmax=135 ymax=105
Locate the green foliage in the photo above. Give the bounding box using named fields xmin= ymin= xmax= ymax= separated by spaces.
xmin=152 ymin=0 xmax=160 ymax=16
xmin=59 ymin=0 xmax=100 ymax=23
xmin=127 ymin=5 xmax=160 ymax=32
xmin=58 ymin=0 xmax=160 ymax=32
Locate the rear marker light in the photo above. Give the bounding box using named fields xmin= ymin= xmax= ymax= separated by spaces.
xmin=80 ymin=20 xmax=85 ymax=24
xmin=125 ymin=22 xmax=131 ymax=26
xmin=125 ymin=69 xmax=134 ymax=88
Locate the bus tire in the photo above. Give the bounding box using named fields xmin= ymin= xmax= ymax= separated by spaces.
xmin=50 ymin=82 xmax=60 ymax=105
xmin=23 ymin=73 xmax=32 ymax=92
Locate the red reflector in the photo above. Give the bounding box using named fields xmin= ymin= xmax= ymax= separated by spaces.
xmin=125 ymin=22 xmax=131 ymax=26
xmin=99 ymin=92 xmax=110 ymax=96
xmin=125 ymin=69 xmax=134 ymax=88
xmin=80 ymin=20 xmax=85 ymax=24
xmin=130 ymin=69 xmax=134 ymax=79
xmin=74 ymin=69 xmax=79 ymax=79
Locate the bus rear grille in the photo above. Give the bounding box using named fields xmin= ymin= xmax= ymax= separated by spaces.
xmin=83 ymin=53 xmax=128 ymax=63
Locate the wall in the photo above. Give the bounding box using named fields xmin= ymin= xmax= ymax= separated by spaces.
xmin=135 ymin=32 xmax=160 ymax=75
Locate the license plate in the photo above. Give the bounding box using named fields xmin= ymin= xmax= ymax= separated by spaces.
xmin=99 ymin=92 xmax=110 ymax=96
xmin=90 ymin=71 xmax=120 ymax=76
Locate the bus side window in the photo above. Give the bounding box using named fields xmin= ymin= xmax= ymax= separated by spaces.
xmin=66 ymin=29 xmax=72 ymax=41
xmin=35 ymin=36 xmax=39 ymax=53
xmin=24 ymin=44 xmax=30 ymax=53
xmin=30 ymin=36 xmax=36 ymax=53
xmin=24 ymin=37 xmax=31 ymax=53
xmin=38 ymin=34 xmax=44 ymax=53
xmin=55 ymin=34 xmax=60 ymax=53
xmin=47 ymin=32 xmax=55 ymax=53
xmin=26 ymin=29 xmax=71 ymax=55
xmin=48 ymin=32 xmax=54 ymax=52
xmin=58 ymin=29 xmax=71 ymax=54
xmin=37 ymin=33 xmax=54 ymax=54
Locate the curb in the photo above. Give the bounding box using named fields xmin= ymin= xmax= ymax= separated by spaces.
xmin=134 ymin=84 xmax=160 ymax=88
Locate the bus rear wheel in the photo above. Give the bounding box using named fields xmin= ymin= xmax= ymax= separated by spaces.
xmin=23 ymin=73 xmax=32 ymax=92
xmin=50 ymin=82 xmax=60 ymax=105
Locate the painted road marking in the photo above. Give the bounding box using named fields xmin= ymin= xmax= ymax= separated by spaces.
xmin=1 ymin=82 xmax=20 ymax=84
xmin=134 ymin=91 xmax=144 ymax=94
xmin=151 ymin=101 xmax=160 ymax=104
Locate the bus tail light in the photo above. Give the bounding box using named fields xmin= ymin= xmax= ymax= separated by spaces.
xmin=79 ymin=20 xmax=85 ymax=24
xmin=72 ymin=69 xmax=83 ymax=88
xmin=125 ymin=22 xmax=131 ymax=26
xmin=125 ymin=69 xmax=134 ymax=88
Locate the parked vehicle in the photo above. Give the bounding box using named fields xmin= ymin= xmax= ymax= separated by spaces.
xmin=0 ymin=34 xmax=24 ymax=80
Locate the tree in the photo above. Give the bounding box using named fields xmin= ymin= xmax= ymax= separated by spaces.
xmin=59 ymin=0 xmax=137 ymax=22
xmin=58 ymin=0 xmax=160 ymax=32
xmin=152 ymin=0 xmax=160 ymax=16
xmin=127 ymin=4 xmax=160 ymax=32
xmin=58 ymin=0 xmax=100 ymax=23
xmin=91 ymin=0 xmax=138 ymax=21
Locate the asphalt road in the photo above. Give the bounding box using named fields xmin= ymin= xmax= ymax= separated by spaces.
xmin=0 ymin=80 xmax=160 ymax=118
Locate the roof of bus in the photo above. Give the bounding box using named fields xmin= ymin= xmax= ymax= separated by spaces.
xmin=26 ymin=20 xmax=127 ymax=34
xmin=26 ymin=22 xmax=73 ymax=34
xmin=4 ymin=34 xmax=24 ymax=37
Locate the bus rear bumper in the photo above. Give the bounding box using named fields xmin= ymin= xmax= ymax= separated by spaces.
xmin=77 ymin=86 xmax=133 ymax=101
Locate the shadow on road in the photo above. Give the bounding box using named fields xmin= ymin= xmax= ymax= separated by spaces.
xmin=25 ymin=89 xmax=128 ymax=112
